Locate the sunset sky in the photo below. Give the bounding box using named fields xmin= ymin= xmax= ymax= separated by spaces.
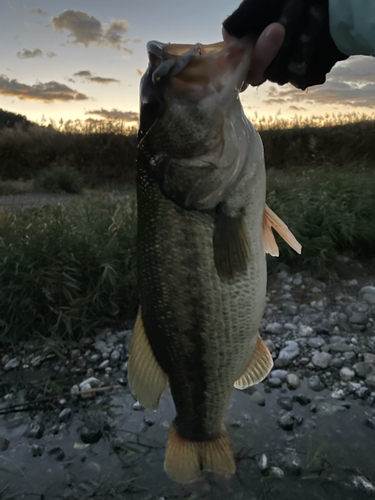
xmin=1 ymin=0 xmax=375 ymax=127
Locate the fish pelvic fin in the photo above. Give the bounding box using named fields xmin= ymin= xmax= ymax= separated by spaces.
xmin=263 ymin=204 xmax=302 ymax=256
xmin=234 ymin=336 xmax=273 ymax=389
xmin=164 ymin=422 xmax=235 ymax=483
xmin=213 ymin=206 xmax=250 ymax=281
xmin=127 ymin=308 xmax=168 ymax=410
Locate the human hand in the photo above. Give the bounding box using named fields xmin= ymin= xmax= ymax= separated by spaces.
xmin=222 ymin=23 xmax=285 ymax=87
xmin=223 ymin=0 xmax=348 ymax=90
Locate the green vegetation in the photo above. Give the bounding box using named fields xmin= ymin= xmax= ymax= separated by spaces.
xmin=36 ymin=165 xmax=84 ymax=194
xmin=0 ymin=194 xmax=137 ymax=343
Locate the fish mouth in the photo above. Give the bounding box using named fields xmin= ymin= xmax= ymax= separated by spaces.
xmin=143 ymin=39 xmax=251 ymax=97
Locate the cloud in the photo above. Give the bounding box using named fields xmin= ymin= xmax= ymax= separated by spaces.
xmin=135 ymin=68 xmax=143 ymax=76
xmin=73 ymin=70 xmax=120 ymax=84
xmin=17 ymin=48 xmax=43 ymax=59
xmin=11 ymin=6 xmax=23 ymax=17
xmin=31 ymin=8 xmax=48 ymax=16
xmin=289 ymin=105 xmax=306 ymax=111
xmin=85 ymin=108 xmax=139 ymax=122
xmin=264 ymin=56 xmax=375 ymax=109
xmin=52 ymin=10 xmax=133 ymax=51
xmin=47 ymin=52 xmax=57 ymax=58
xmin=0 ymin=74 xmax=88 ymax=102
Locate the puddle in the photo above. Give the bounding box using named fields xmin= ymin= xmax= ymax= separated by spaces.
xmin=1 ymin=380 xmax=374 ymax=499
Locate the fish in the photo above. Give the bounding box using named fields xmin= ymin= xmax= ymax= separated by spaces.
xmin=128 ymin=38 xmax=301 ymax=484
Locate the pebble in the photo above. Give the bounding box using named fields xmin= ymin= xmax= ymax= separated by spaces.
xmin=98 ymin=360 xmax=109 ymax=370
xmin=48 ymin=447 xmax=65 ymax=461
xmin=278 ymin=413 xmax=294 ymax=431
xmin=257 ymin=453 xmax=269 ymax=472
xmin=277 ymin=396 xmax=293 ymax=411
xmin=329 ymin=344 xmax=354 ymax=353
xmin=364 ymin=353 xmax=375 ymax=365
xmin=30 ymin=355 xmax=43 ymax=367
xmin=270 ymin=370 xmax=288 ymax=381
xmin=31 ymin=444 xmax=44 ymax=457
xmin=308 ymin=375 xmax=324 ymax=392
xmin=132 ymin=401 xmax=145 ymax=411
xmin=58 ymin=408 xmax=72 ymax=423
xmin=25 ymin=423 xmax=44 ymax=439
xmin=269 ymin=467 xmax=284 ymax=479
xmin=308 ymin=336 xmax=326 ymax=348
xmin=144 ymin=415 xmax=155 ymax=426
xmin=286 ymin=374 xmax=300 ymax=389
xmin=264 ymin=339 xmax=275 ymax=353
xmin=4 ymin=358 xmax=20 ymax=371
xmin=312 ymin=351 xmax=332 ymax=369
xmin=282 ymin=454 xmax=303 ymax=476
xmin=93 ymin=340 xmax=111 ymax=354
xmin=265 ymin=322 xmax=282 ymax=334
xmin=268 ymin=377 xmax=282 ymax=388
xmin=275 ymin=341 xmax=300 ymax=367
xmin=366 ymin=374 xmax=375 ymax=388
xmin=249 ymin=390 xmax=266 ymax=406
xmin=0 ymin=437 xmax=10 ymax=451
xmin=360 ymin=286 xmax=375 ymax=305
xmin=299 ymin=325 xmax=313 ymax=337
xmin=352 ymin=475 xmax=375 ymax=493
xmin=294 ymin=394 xmax=311 ymax=406
xmin=331 ymin=389 xmax=346 ymax=400
xmin=80 ymin=422 xmax=102 ymax=444
xmin=339 ymin=367 xmax=355 ymax=381
xmin=363 ymin=417 xmax=375 ymax=430
xmin=354 ymin=362 xmax=374 ymax=378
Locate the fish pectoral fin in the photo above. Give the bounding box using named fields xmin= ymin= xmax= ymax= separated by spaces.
xmin=127 ymin=308 xmax=168 ymax=410
xmin=234 ymin=336 xmax=273 ymax=389
xmin=213 ymin=206 xmax=250 ymax=281
xmin=164 ymin=422 xmax=235 ymax=483
xmin=263 ymin=204 xmax=302 ymax=256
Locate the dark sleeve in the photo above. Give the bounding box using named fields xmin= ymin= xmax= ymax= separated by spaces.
xmin=223 ymin=0 xmax=348 ymax=90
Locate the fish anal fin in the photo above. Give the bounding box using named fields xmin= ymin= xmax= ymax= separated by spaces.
xmin=234 ymin=336 xmax=273 ymax=389
xmin=213 ymin=207 xmax=250 ymax=281
xmin=164 ymin=422 xmax=235 ymax=483
xmin=263 ymin=204 xmax=302 ymax=256
xmin=128 ymin=308 xmax=168 ymax=410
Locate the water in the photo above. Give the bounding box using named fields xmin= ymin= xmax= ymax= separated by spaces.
xmin=1 ymin=379 xmax=374 ymax=500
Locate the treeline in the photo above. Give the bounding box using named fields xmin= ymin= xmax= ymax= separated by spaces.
xmin=1 ymin=109 xmax=374 ymax=186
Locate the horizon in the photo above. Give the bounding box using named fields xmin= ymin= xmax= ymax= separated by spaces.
xmin=1 ymin=0 xmax=375 ymax=126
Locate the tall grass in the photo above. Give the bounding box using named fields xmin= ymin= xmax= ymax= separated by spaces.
xmin=0 ymin=194 xmax=137 ymax=343
xmin=266 ymin=164 xmax=375 ymax=278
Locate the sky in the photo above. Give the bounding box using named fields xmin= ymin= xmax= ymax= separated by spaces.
xmin=1 ymin=0 xmax=375 ymax=127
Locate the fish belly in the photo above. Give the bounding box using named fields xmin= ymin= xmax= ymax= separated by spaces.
xmin=137 ymin=163 xmax=266 ymax=441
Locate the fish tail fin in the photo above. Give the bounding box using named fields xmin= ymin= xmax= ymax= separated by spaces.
xmin=164 ymin=422 xmax=235 ymax=483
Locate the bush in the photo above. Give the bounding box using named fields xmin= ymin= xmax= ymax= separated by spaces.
xmin=0 ymin=193 xmax=138 ymax=342
xmin=36 ymin=165 xmax=84 ymax=194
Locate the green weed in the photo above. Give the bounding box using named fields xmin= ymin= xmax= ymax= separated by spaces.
xmin=36 ymin=164 xmax=83 ymax=194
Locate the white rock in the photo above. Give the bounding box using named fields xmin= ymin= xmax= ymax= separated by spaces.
xmin=299 ymin=325 xmax=313 ymax=337
xmin=4 ymin=358 xmax=20 ymax=371
xmin=312 ymin=351 xmax=332 ymax=369
xmin=269 ymin=467 xmax=284 ymax=479
xmin=352 ymin=475 xmax=375 ymax=493
xmin=265 ymin=322 xmax=282 ymax=334
xmin=339 ymin=367 xmax=355 ymax=381
xmin=331 ymin=389 xmax=346 ymax=400
xmin=286 ymin=374 xmax=300 ymax=389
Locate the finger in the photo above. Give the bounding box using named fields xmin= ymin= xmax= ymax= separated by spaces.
xmin=247 ymin=22 xmax=285 ymax=86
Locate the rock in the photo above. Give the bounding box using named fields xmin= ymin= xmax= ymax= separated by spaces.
xmin=144 ymin=416 xmax=155 ymax=426
xmin=48 ymin=447 xmax=65 ymax=461
xmin=349 ymin=312 xmax=368 ymax=325
xmin=90 ymin=354 xmax=100 ymax=363
xmin=278 ymin=413 xmax=294 ymax=431
xmin=360 ymin=286 xmax=375 ymax=305
xmin=275 ymin=341 xmax=300 ymax=367
xmin=80 ymin=422 xmax=102 ymax=444
xmin=30 ymin=355 xmax=43 ymax=367
xmin=110 ymin=350 xmax=121 ymax=362
xmin=269 ymin=467 xmax=284 ymax=479
xmin=286 ymin=374 xmax=300 ymax=390
xmin=270 ymin=370 xmax=288 ymax=381
xmin=268 ymin=377 xmax=282 ymax=388
xmin=307 ymin=337 xmax=326 ymax=348
xmin=58 ymin=408 xmax=72 ymax=423
xmin=98 ymin=360 xmax=109 ymax=370
xmin=308 ymin=375 xmax=324 ymax=392
xmin=330 ymin=358 xmax=344 ymax=369
xmin=299 ymin=325 xmax=314 ymax=337
xmin=31 ymin=444 xmax=44 ymax=457
xmin=4 ymin=358 xmax=20 ymax=371
xmin=264 ymin=339 xmax=276 ymax=353
xmin=282 ymin=303 xmax=298 ymax=316
xmin=277 ymin=396 xmax=293 ymax=411
xmin=294 ymin=394 xmax=311 ymax=406
xmin=357 ymin=387 xmax=370 ymax=399
xmin=328 ymin=311 xmax=348 ymax=326
xmin=249 ymin=390 xmax=266 ymax=406
xmin=343 ymin=351 xmax=356 ymax=362
xmin=339 ymin=367 xmax=355 ymax=381
xmin=284 ymin=322 xmax=297 ymax=331
xmin=0 ymin=437 xmax=10 ymax=451
xmin=331 ymin=389 xmax=346 ymax=400
xmin=132 ymin=401 xmax=145 ymax=411
xmin=257 ymin=453 xmax=269 ymax=472
xmin=316 ymin=401 xmax=346 ymax=416
xmin=312 ymin=351 xmax=332 ymax=369
xmin=282 ymin=454 xmax=303 ymax=476
xmin=71 ymin=349 xmax=81 ymax=360
xmin=102 ymin=352 xmax=110 ymax=360
xmin=70 ymin=384 xmax=79 ymax=397
xmin=364 ymin=417 xmax=375 ymax=430
xmin=329 ymin=344 xmax=354 ymax=353
xmin=86 ymin=367 xmax=95 ymax=378
xmin=25 ymin=423 xmax=44 ymax=439
xmin=352 ymin=475 xmax=375 ymax=493
xmin=311 ymin=298 xmax=327 ymax=311
xmin=366 ymin=374 xmax=375 ymax=388
xmin=265 ymin=322 xmax=282 ymax=334
xmin=364 ymin=353 xmax=375 ymax=365
xmin=93 ymin=340 xmax=111 ymax=354
xmin=354 ymin=362 xmax=375 ymax=378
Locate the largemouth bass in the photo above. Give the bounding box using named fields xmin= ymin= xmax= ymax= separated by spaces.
xmin=128 ymin=39 xmax=301 ymax=483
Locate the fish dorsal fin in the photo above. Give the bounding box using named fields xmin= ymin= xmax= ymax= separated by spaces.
xmin=263 ymin=204 xmax=302 ymax=256
xmin=213 ymin=207 xmax=250 ymax=281
xmin=234 ymin=336 xmax=273 ymax=389
xmin=127 ymin=308 xmax=168 ymax=410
